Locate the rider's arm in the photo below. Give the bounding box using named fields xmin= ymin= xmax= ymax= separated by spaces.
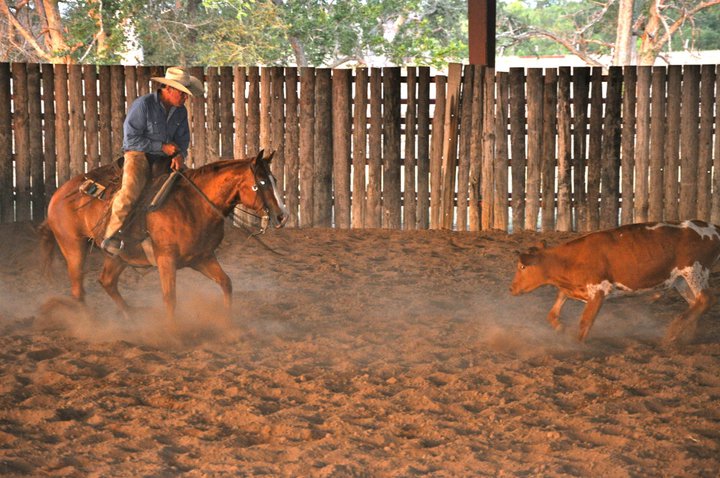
xmin=122 ymin=95 xmax=165 ymax=154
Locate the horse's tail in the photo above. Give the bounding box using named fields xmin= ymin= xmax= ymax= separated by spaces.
xmin=38 ymin=221 xmax=57 ymax=279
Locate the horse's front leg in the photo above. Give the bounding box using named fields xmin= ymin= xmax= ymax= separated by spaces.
xmin=156 ymin=254 xmax=178 ymax=325
xmin=191 ymin=255 xmax=233 ymax=322
xmin=98 ymin=256 xmax=130 ymax=316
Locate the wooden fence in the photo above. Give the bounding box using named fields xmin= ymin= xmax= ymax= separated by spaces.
xmin=2 ymin=62 xmax=720 ymax=232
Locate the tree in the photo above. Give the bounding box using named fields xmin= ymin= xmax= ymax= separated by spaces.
xmin=0 ymin=0 xmax=75 ymax=63
xmin=498 ymin=0 xmax=720 ymax=66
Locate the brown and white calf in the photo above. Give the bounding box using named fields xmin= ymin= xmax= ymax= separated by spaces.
xmin=510 ymin=220 xmax=720 ymax=343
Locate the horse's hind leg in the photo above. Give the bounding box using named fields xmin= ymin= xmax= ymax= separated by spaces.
xmin=192 ymin=255 xmax=233 ymax=321
xmin=98 ymin=257 xmax=130 ymax=315
xmin=55 ymin=237 xmax=89 ymax=302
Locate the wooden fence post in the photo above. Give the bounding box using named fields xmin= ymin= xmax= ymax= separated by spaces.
xmin=285 ymin=67 xmax=300 ymax=227
xmin=664 ymin=65 xmax=682 ymax=221
xmin=313 ymin=68 xmax=333 ymax=227
xmin=429 ymin=74 xmax=446 ymax=229
xmin=220 ymin=66 xmax=234 ymax=158
xmin=109 ymin=65 xmax=125 ymax=159
xmin=556 ymin=67 xmax=572 ymax=232
xmin=600 ymin=67 xmax=622 ymax=229
xmin=525 ymin=69 xmax=543 ymax=231
xmin=456 ymin=65 xmax=474 ymax=231
xmin=494 ymin=71 xmax=509 ymax=231
xmin=697 ymin=65 xmax=715 ymax=221
xmin=233 ymin=66 xmax=247 ymax=158
xmin=27 ymin=63 xmax=44 ymax=220
xmin=259 ymin=67 xmax=271 ymax=154
xmin=247 ymin=67 xmax=260 ymax=156
xmin=83 ymin=65 xmax=100 ymax=171
xmin=648 ymin=66 xmax=666 ymax=222
xmin=679 ymin=65 xmax=700 ymax=220
xmin=41 ymin=64 xmax=56 ymax=200
xmin=572 ymin=68 xmax=590 ymax=232
xmin=481 ymin=67 xmax=495 ymax=231
xmin=206 ymin=67 xmax=220 ymax=161
xmin=271 ymin=66 xmax=286 ymax=186
xmin=12 ymin=63 xmax=30 ymax=221
xmin=367 ymin=68 xmax=383 ymax=229
xmin=189 ymin=66 xmax=206 ymax=168
xmin=712 ymin=68 xmax=720 ymax=225
xmin=416 ymin=67 xmax=431 ymax=230
xmin=383 ymin=67 xmax=402 ymax=229
xmin=440 ymin=63 xmax=462 ymax=229
xmin=68 ymin=64 xmax=85 ymax=176
xmin=332 ymin=68 xmax=352 ymax=229
xmin=352 ymin=68 xmax=368 ymax=229
xmin=404 ymin=67 xmax=418 ymax=230
xmin=509 ymin=67 xmax=525 ymax=232
xmin=586 ymin=67 xmax=603 ymax=231
xmin=98 ymin=65 xmax=112 ymax=165
xmin=0 ymin=63 xmax=10 ymax=223
xmin=634 ymin=66 xmax=651 ymax=223
xmin=541 ymin=68 xmax=557 ymax=232
xmin=468 ymin=65 xmax=483 ymax=231
xmin=298 ymin=67 xmax=315 ymax=227
xmin=620 ymin=66 xmax=637 ymax=225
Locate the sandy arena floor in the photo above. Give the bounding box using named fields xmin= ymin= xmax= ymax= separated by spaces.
xmin=0 ymin=223 xmax=719 ymax=477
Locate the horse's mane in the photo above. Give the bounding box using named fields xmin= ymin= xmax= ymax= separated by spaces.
xmin=183 ymin=158 xmax=253 ymax=180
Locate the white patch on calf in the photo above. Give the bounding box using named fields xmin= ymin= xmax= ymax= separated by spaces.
xmin=585 ymin=261 xmax=710 ymax=302
xmin=646 ymin=220 xmax=720 ymax=241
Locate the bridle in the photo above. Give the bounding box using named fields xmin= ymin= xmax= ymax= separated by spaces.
xmin=173 ymin=164 xmax=285 ymax=254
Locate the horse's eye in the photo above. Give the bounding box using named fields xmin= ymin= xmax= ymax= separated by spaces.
xmin=259 ymin=180 xmax=266 ymax=186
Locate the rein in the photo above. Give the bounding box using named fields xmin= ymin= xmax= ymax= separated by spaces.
xmin=174 ymin=170 xmax=286 ymax=256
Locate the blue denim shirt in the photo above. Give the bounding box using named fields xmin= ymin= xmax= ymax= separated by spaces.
xmin=123 ymin=90 xmax=190 ymax=158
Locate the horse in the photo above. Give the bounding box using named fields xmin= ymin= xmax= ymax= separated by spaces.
xmin=39 ymin=150 xmax=288 ymax=323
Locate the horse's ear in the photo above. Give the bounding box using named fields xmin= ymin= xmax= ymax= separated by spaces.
xmin=253 ymin=149 xmax=264 ymax=163
xmin=265 ymin=151 xmax=275 ymax=163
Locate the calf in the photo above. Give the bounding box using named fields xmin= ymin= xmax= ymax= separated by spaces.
xmin=509 ymin=220 xmax=720 ymax=343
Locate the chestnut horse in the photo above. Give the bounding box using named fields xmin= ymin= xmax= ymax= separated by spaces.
xmin=39 ymin=150 xmax=288 ymax=322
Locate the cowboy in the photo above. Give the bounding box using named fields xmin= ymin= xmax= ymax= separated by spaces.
xmin=101 ymin=67 xmax=204 ymax=255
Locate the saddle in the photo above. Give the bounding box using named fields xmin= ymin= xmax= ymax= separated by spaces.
xmin=79 ymin=156 xmax=175 ymax=249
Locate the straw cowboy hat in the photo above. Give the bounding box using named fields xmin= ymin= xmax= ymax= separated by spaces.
xmin=152 ymin=67 xmax=204 ymax=97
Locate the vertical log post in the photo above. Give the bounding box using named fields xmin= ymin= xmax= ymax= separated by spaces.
xmin=41 ymin=64 xmax=57 ymax=200
xmin=440 ymin=63 xmax=462 ymax=229
xmin=285 ymin=67 xmax=300 ymax=227
xmin=572 ymin=68 xmax=590 ymax=232
xmin=247 ymin=67 xmax=260 ymax=156
xmin=600 ymin=67 xmax=623 ymax=229
xmin=383 ymin=67 xmax=402 ymax=229
xmin=83 ymin=65 xmax=100 ymax=171
xmin=540 ymin=69 xmax=557 ymax=231
xmin=664 ymin=65 xmax=682 ymax=221
xmin=416 ymin=67 xmax=431 ymax=230
xmin=270 ymin=66 xmax=286 ymax=186
xmin=634 ymin=66 xmax=651 ymax=223
xmin=586 ymin=67 xmax=604 ymax=231
xmin=298 ymin=67 xmax=315 ymax=227
xmin=0 ymin=64 xmax=10 ymax=222
xmin=556 ymin=67 xmax=572 ymax=232
xmin=12 ymin=63 xmax=30 ymax=221
xmin=98 ymin=65 xmax=112 ymax=165
xmin=404 ymin=67 xmax=418 ymax=230
xmin=456 ymin=65 xmax=474 ymax=231
xmin=429 ymin=75 xmax=446 ymax=229
xmin=352 ymin=68 xmax=368 ymax=229
xmin=494 ymin=71 xmax=509 ymax=231
xmin=367 ymin=68 xmax=383 ymax=229
xmin=648 ymin=66 xmax=666 ymax=221
xmin=332 ymin=68 xmax=352 ymax=229
xmin=233 ymin=66 xmax=247 ymax=158
xmin=189 ymin=67 xmax=206 ymax=167
xmin=525 ymin=69 xmax=543 ymax=231
xmin=313 ymin=68 xmax=333 ymax=227
xmin=27 ymin=63 xmax=44 ymax=220
xmin=468 ymin=65 xmax=483 ymax=231
xmin=220 ymin=66 xmax=235 ymax=158
xmin=509 ymin=67 xmax=525 ymax=232
xmin=679 ymin=65 xmax=700 ymax=220
xmin=620 ymin=67 xmax=637 ymax=225
xmin=697 ymin=65 xmax=715 ymax=221
xmin=481 ymin=67 xmax=495 ymax=230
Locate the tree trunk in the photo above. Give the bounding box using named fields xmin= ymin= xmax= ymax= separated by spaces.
xmin=613 ymin=0 xmax=635 ymax=65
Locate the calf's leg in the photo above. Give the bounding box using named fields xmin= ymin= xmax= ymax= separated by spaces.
xmin=546 ymin=291 xmax=567 ymax=332
xmin=665 ymin=289 xmax=716 ymax=344
xmin=577 ymin=293 xmax=605 ymax=342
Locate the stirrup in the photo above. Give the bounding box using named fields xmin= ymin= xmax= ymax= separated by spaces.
xmin=101 ymin=237 xmax=124 ymax=256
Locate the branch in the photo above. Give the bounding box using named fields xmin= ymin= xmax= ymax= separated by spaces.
xmin=516 ymin=28 xmax=605 ymax=67
xmin=0 ymin=0 xmax=55 ymax=62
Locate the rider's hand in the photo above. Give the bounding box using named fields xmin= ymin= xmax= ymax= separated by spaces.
xmin=170 ymin=154 xmax=185 ymax=171
xmin=162 ymin=142 xmax=180 ymax=157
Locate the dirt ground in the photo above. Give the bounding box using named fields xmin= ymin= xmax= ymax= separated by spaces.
xmin=0 ymin=222 xmax=719 ymax=477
